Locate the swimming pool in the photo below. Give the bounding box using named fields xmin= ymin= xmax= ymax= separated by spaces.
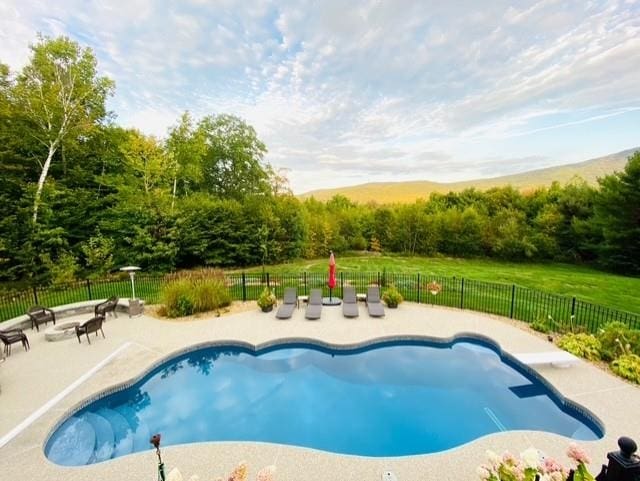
xmin=45 ymin=338 xmax=603 ymax=465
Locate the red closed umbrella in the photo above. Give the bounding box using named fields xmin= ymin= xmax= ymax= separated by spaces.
xmin=328 ymin=251 xmax=337 ymax=299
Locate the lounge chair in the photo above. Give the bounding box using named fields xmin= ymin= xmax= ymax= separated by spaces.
xmin=342 ymin=286 xmax=359 ymax=318
xmin=366 ymin=286 xmax=385 ymax=317
xmin=305 ymin=289 xmax=322 ymax=320
xmin=27 ymin=305 xmax=56 ymax=331
xmin=75 ymin=316 xmax=105 ymax=345
xmin=95 ymin=296 xmax=119 ymax=319
xmin=0 ymin=328 xmax=30 ymax=356
xmin=276 ymin=287 xmax=297 ymax=319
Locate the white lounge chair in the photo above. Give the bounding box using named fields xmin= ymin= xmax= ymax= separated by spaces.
xmin=513 ymin=351 xmax=579 ymax=368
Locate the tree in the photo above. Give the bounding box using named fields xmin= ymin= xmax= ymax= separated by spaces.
xmin=12 ymin=36 xmax=114 ymax=222
xmin=166 ymin=111 xmax=206 ymax=208
xmin=593 ymin=151 xmax=640 ymax=273
xmin=197 ymin=114 xmax=270 ymax=199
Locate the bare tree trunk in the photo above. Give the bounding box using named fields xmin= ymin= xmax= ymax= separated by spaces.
xmin=171 ymin=176 xmax=177 ymax=210
xmin=33 ymin=142 xmax=58 ymax=223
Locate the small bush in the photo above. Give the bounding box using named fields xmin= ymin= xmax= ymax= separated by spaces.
xmin=382 ymin=285 xmax=403 ymax=308
xmin=611 ymin=354 xmax=640 ymax=384
xmin=161 ymin=271 xmax=231 ymax=318
xmin=257 ymin=287 xmax=276 ymax=310
xmin=597 ymin=321 xmax=640 ymax=361
xmin=557 ymin=333 xmax=601 ymax=361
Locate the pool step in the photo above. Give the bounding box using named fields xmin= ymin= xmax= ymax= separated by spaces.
xmin=96 ymin=408 xmax=134 ymax=458
xmin=114 ymin=405 xmax=151 ymax=453
xmin=46 ymin=416 xmax=96 ymax=466
xmin=81 ymin=412 xmax=115 ymax=462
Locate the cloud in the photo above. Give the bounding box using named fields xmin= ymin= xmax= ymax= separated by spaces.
xmin=0 ymin=0 xmax=638 ymax=192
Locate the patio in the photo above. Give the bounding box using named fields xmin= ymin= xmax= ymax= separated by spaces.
xmin=0 ymin=303 xmax=638 ymax=481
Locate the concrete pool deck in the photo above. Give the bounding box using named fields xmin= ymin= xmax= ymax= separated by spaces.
xmin=0 ymin=303 xmax=638 ymax=481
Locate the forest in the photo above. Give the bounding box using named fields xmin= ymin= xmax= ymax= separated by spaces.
xmin=1 ymin=36 xmax=639 ymax=287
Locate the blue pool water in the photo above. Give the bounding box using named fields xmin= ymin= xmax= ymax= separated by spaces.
xmin=45 ymin=339 xmax=602 ymax=465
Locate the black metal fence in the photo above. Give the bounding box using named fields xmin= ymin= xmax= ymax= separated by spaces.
xmin=1 ymin=272 xmax=638 ymax=332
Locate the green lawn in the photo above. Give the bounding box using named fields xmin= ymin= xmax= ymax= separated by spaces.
xmin=239 ymin=254 xmax=640 ymax=314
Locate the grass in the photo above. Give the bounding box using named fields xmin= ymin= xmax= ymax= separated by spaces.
xmin=238 ymin=254 xmax=640 ymax=314
xmin=2 ymin=255 xmax=638 ymax=324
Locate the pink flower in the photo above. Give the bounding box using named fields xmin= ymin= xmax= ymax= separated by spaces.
xmin=542 ymin=457 xmax=564 ymax=474
xmin=567 ymin=443 xmax=591 ymax=465
xmin=476 ymin=465 xmax=492 ymax=480
xmin=549 ymin=472 xmax=564 ymax=481
xmin=502 ymin=451 xmax=517 ymax=465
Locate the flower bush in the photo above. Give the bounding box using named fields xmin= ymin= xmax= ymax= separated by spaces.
xmin=425 ymin=280 xmax=442 ymax=295
xmin=611 ymin=353 xmax=640 ymax=384
xmin=557 ymin=333 xmax=601 ymax=361
xmin=477 ymin=444 xmax=594 ymax=481
xmin=597 ymin=321 xmax=640 ymax=361
xmin=382 ymin=285 xmax=403 ymax=308
xmin=165 ymin=462 xmax=276 ymax=481
xmin=257 ymin=287 xmax=277 ymax=311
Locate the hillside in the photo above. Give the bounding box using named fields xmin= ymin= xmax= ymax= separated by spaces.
xmin=300 ymin=148 xmax=638 ymax=204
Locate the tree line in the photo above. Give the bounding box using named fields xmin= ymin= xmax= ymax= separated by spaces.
xmin=0 ymin=36 xmax=639 ymax=286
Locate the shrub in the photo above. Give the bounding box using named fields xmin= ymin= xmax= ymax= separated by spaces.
xmin=597 ymin=321 xmax=640 ymax=361
xmin=557 ymin=333 xmax=601 ymax=361
xmin=161 ymin=271 xmax=231 ymax=318
xmin=611 ymin=354 xmax=640 ymax=384
xmin=382 ymin=285 xmax=403 ymax=308
xmin=257 ymin=287 xmax=276 ymax=310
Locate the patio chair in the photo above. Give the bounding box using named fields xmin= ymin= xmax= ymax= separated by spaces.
xmin=75 ymin=316 xmax=105 ymax=345
xmin=366 ymin=286 xmax=385 ymax=318
xmin=305 ymin=289 xmax=323 ymax=320
xmin=342 ymin=286 xmax=359 ymax=318
xmin=26 ymin=305 xmax=56 ymax=331
xmin=0 ymin=328 xmax=30 ymax=356
xmin=276 ymin=288 xmax=297 ymax=320
xmin=95 ymin=296 xmax=119 ymax=319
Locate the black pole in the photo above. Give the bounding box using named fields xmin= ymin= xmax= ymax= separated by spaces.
xmin=510 ymin=284 xmax=516 ymax=319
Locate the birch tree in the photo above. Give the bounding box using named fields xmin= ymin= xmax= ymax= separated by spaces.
xmin=13 ymin=36 xmax=114 ymax=223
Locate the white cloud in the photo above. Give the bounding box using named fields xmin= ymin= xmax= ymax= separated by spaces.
xmin=0 ymin=0 xmax=638 ymax=192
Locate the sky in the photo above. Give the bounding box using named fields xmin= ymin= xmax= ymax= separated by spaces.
xmin=1 ymin=0 xmax=639 ymax=194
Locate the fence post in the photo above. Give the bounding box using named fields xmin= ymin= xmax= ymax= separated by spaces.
xmin=242 ymin=273 xmax=247 ymax=302
xmin=304 ymin=272 xmax=307 ymax=295
xmin=571 ymin=297 xmax=576 ymax=317
xmin=86 ymin=279 xmax=93 ymax=301
xmin=417 ymin=273 xmax=421 ymax=304
xmin=266 ymin=273 xmax=270 ymax=290
xmin=32 ymin=286 xmax=39 ymax=305
xmin=377 ymin=271 xmax=381 ymax=286
xmin=510 ymin=284 xmax=516 ymax=319
xmin=340 ymin=272 xmax=344 ymax=297
xmin=460 ymin=278 xmax=465 ymax=309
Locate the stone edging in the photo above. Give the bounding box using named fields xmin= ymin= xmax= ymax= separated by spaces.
xmin=3 ymin=299 xmax=145 ymax=331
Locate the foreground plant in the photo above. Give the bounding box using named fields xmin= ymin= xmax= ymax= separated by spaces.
xmin=477 ymin=443 xmax=594 ymax=481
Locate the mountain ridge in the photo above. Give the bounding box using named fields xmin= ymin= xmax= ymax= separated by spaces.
xmin=299 ymin=147 xmax=639 ymax=204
